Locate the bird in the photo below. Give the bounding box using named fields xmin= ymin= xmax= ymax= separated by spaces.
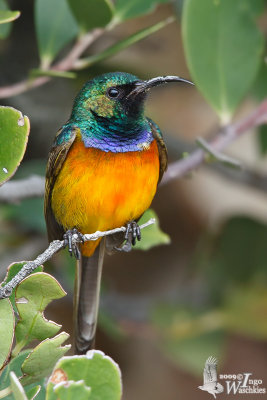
xmin=44 ymin=71 xmax=192 ymax=354
xmin=198 ymin=356 xmax=224 ymax=398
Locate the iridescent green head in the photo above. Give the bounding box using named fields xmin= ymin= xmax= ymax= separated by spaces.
xmin=66 ymin=72 xmax=193 ymax=152
xmin=71 ymin=72 xmax=145 ymax=122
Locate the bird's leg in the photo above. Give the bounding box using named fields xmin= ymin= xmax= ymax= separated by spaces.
xmin=63 ymin=228 xmax=84 ymax=259
xmin=116 ymin=221 xmax=142 ymax=252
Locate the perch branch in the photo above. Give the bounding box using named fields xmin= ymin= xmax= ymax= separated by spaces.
xmin=0 ymin=218 xmax=155 ymax=299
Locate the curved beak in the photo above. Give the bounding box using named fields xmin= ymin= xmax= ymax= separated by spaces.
xmin=128 ymin=75 xmax=194 ymax=98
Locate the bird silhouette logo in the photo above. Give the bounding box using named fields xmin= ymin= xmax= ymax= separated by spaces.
xmin=198 ymin=356 xmax=224 ymax=398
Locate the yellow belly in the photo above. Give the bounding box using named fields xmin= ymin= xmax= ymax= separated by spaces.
xmin=51 ymin=137 xmax=159 ymax=256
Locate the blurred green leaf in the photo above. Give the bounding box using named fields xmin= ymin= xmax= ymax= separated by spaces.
xmin=30 ymin=69 xmax=76 ymax=79
xmin=0 ymin=0 xmax=20 ymax=39
xmin=0 ymin=107 xmax=30 ymax=186
xmin=10 ymin=372 xmax=28 ymax=400
xmin=182 ymin=0 xmax=264 ymax=122
xmin=0 ymin=10 xmax=20 ymax=24
xmin=113 ymin=0 xmax=170 ymax=22
xmin=77 ymin=16 xmax=175 ymax=69
xmin=258 ymin=125 xmax=267 ymax=155
xmin=52 ymin=381 xmax=91 ymax=400
xmin=14 ymin=272 xmax=66 ymax=352
xmin=162 ymin=330 xmax=224 ymax=376
xmin=35 ymin=0 xmax=79 ymax=67
xmin=0 ymin=299 xmax=14 ymax=369
xmin=2 ymin=262 xmax=43 ymax=310
xmin=0 ymin=9 xmax=20 ymax=24
xmin=2 ymin=198 xmax=46 ymax=233
xmin=46 ymin=350 xmax=122 ymax=400
xmin=197 ymin=216 xmax=267 ymax=303
xmin=14 ymin=159 xmax=46 ymax=179
xmin=21 ymin=332 xmax=70 ymax=386
xmin=224 ymin=284 xmax=267 ymax=340
xmin=135 ymin=209 xmax=170 ymax=250
xmin=67 ymin=0 xmax=113 ymax=33
xmin=252 ymin=59 xmax=267 ymax=101
xmin=152 ymin=304 xmax=224 ymax=375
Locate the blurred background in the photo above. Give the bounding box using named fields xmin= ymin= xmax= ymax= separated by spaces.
xmin=0 ymin=0 xmax=267 ymax=399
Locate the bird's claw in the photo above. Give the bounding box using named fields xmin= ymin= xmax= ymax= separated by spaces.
xmin=116 ymin=221 xmax=141 ymax=252
xmin=63 ymin=228 xmax=84 ymax=259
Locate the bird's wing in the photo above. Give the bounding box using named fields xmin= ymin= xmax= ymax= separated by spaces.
xmin=203 ymin=357 xmax=219 ymax=385
xmin=147 ymin=118 xmax=168 ymax=184
xmin=44 ymin=126 xmax=77 ymax=242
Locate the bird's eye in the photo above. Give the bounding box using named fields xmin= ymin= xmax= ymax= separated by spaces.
xmin=107 ymin=87 xmax=120 ymax=98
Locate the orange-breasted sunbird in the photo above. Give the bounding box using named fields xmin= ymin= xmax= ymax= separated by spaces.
xmin=44 ymin=72 xmax=192 ymax=354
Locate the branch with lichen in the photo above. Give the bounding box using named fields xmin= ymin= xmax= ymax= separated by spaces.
xmin=0 ymin=218 xmax=155 ymax=299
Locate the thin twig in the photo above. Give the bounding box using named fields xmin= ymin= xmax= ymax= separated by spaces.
xmin=162 ymin=99 xmax=267 ymax=185
xmin=0 ymin=218 xmax=155 ymax=299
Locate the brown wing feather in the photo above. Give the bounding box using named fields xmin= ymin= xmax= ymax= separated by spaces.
xmin=147 ymin=118 xmax=168 ymax=183
xmin=44 ymin=127 xmax=77 ymax=242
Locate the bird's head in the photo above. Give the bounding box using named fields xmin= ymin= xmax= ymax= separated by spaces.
xmin=71 ymin=71 xmax=193 ymax=125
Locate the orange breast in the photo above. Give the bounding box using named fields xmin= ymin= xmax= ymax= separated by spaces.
xmin=51 ymin=136 xmax=159 ymax=256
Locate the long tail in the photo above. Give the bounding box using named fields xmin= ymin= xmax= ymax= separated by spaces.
xmin=74 ymin=239 xmax=105 ymax=354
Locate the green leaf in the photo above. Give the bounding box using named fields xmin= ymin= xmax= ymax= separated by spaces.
xmin=67 ymin=0 xmax=113 ymax=33
xmin=26 ymin=386 xmax=41 ymax=400
xmin=10 ymin=372 xmax=28 ymax=400
xmin=14 ymin=273 xmax=66 ymax=351
xmin=152 ymin=304 xmax=225 ymax=375
xmin=46 ymin=350 xmax=122 ymax=400
xmin=224 ymin=284 xmax=267 ymax=340
xmin=113 ymin=0 xmax=170 ymax=22
xmin=0 ymin=299 xmax=15 ymax=369
xmin=258 ymin=125 xmax=267 ymax=155
xmin=76 ymin=16 xmax=175 ymax=70
xmin=134 ymin=209 xmax=170 ymax=250
xmin=1 ymin=262 xmax=43 ymax=310
xmin=0 ymin=10 xmax=20 ymax=24
xmin=182 ymin=0 xmax=264 ymax=122
xmin=0 ymin=0 xmax=20 ymax=39
xmin=21 ymin=332 xmax=71 ymax=386
xmin=2 ymin=197 xmax=47 ymax=234
xmin=0 ymin=107 xmax=30 ymax=186
xmin=0 ymin=350 xmax=31 ymax=392
xmin=53 ymin=381 xmax=91 ymax=400
xmin=252 ymin=59 xmax=267 ymax=101
xmin=35 ymin=0 xmax=79 ymax=67
xmin=30 ymin=69 xmax=76 ymax=79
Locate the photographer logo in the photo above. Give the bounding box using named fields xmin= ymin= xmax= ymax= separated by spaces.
xmin=198 ymin=356 xmax=266 ymax=397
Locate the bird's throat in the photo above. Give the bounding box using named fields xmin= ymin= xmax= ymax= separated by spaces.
xmin=60 ymin=116 xmax=154 ymax=153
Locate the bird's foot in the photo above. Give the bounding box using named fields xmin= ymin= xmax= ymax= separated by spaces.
xmin=116 ymin=221 xmax=141 ymax=252
xmin=63 ymin=228 xmax=84 ymax=259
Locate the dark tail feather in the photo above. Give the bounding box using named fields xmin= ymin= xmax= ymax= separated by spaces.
xmin=74 ymin=239 xmax=105 ymax=354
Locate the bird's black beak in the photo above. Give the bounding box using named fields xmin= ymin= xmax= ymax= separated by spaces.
xmin=127 ymin=75 xmax=194 ymax=99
